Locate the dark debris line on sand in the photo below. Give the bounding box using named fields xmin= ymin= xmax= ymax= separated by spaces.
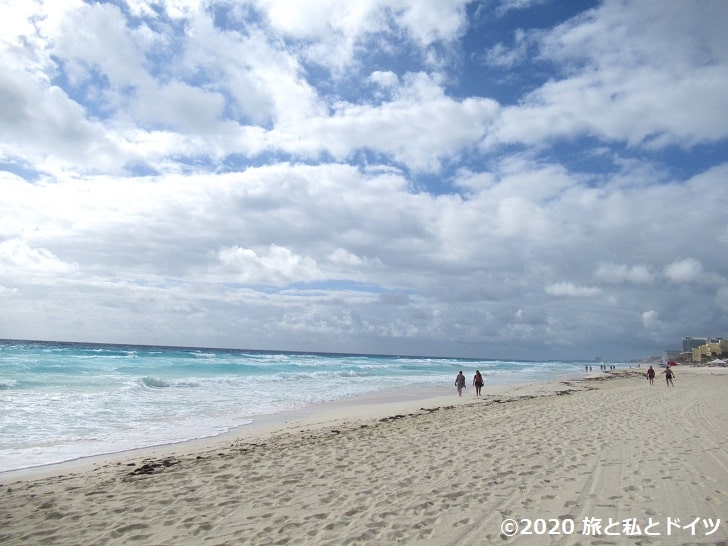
xmin=118 ymin=371 xmax=637 ymax=480
xmin=125 ymin=458 xmax=180 ymax=477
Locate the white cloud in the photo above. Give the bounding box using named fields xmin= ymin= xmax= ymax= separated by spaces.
xmin=328 ymin=248 xmax=366 ymax=267
xmin=277 ymin=72 xmax=498 ymax=171
xmin=663 ymin=258 xmax=703 ymax=284
xmin=484 ymin=0 xmax=728 ymax=149
xmin=0 ymin=284 xmax=18 ymax=295
xmin=49 ymin=2 xmax=148 ymax=86
xmin=595 ymin=263 xmax=654 ymax=284
xmin=495 ymin=0 xmax=549 ymax=17
xmin=0 ymin=68 xmax=123 ymax=174
xmin=0 ymin=239 xmax=77 ymax=277
xmin=369 ymin=70 xmax=400 ymax=89
xmin=217 ymin=244 xmax=323 ymax=286
xmin=180 ymin=21 xmax=325 ymax=126
xmin=641 ymin=310 xmax=660 ymax=329
xmin=254 ymin=0 xmax=469 ymax=65
xmin=484 ymin=29 xmax=532 ymax=68
xmin=545 ymin=282 xmax=601 ymax=298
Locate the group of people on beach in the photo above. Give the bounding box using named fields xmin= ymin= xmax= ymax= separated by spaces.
xmin=454 ymin=370 xmax=484 ymax=397
xmin=456 ymin=364 xmax=676 ymax=396
xmin=456 ymin=363 xmax=676 ymax=396
xmin=646 ymin=364 xmax=675 ymax=387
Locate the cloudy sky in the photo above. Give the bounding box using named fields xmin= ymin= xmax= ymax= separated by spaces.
xmin=1 ymin=0 xmax=727 ymax=360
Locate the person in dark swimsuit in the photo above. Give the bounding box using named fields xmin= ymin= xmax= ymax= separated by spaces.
xmin=473 ymin=370 xmax=484 ymax=397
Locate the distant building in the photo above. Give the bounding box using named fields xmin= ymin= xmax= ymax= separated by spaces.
xmin=662 ymin=350 xmax=682 ymax=363
xmin=691 ymin=339 xmax=728 ymax=363
xmin=682 ymin=337 xmax=709 ymax=352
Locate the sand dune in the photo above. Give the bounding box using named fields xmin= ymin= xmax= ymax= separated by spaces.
xmin=2 ymin=367 xmax=727 ymax=545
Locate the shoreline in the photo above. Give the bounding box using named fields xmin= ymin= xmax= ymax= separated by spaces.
xmin=0 ymin=370 xmax=596 ymax=481
xmin=0 ymin=346 xmax=603 ymax=477
xmin=0 ymin=369 xmax=610 ymax=483
xmin=4 ymin=367 xmax=725 ymax=545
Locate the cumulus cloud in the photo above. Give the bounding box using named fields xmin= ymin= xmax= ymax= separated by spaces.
xmin=545 ymin=283 xmax=601 ymax=298
xmin=217 ymin=244 xmax=322 ymax=285
xmin=271 ymin=72 xmax=498 ymax=171
xmin=484 ymin=0 xmax=728 ymax=149
xmin=595 ymin=263 xmax=654 ymax=284
xmin=0 ymin=240 xmax=77 ymax=277
xmin=641 ymin=310 xmax=660 ymax=329
xmin=483 ymin=29 xmax=533 ymax=68
xmin=663 ymin=258 xmax=704 ymax=284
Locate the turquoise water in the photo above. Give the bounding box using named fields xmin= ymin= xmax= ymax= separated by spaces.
xmin=0 ymin=339 xmax=602 ymax=472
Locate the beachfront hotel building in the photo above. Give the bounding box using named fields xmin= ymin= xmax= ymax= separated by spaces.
xmin=682 ymin=337 xmax=710 ymax=352
xmin=690 ymin=339 xmax=728 ymax=363
xmin=663 ymin=337 xmax=727 ymax=364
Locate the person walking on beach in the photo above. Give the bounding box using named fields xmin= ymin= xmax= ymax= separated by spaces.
xmin=663 ymin=365 xmax=675 ymax=387
xmin=455 ymin=371 xmax=466 ymax=396
xmin=646 ymin=365 xmax=655 ymax=386
xmin=473 ymin=370 xmax=484 ymax=397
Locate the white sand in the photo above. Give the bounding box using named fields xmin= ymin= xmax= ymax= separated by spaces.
xmin=1 ymin=367 xmax=727 ymax=545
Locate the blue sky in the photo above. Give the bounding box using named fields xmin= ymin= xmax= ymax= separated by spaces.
xmin=1 ymin=0 xmax=727 ymax=360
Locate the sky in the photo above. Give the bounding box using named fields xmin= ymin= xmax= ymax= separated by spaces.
xmin=1 ymin=0 xmax=727 ymax=360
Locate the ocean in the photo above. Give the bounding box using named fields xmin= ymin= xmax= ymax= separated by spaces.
xmin=0 ymin=339 xmax=605 ymax=473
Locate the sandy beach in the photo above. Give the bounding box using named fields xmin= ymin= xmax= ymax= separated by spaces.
xmin=2 ymin=367 xmax=727 ymax=545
